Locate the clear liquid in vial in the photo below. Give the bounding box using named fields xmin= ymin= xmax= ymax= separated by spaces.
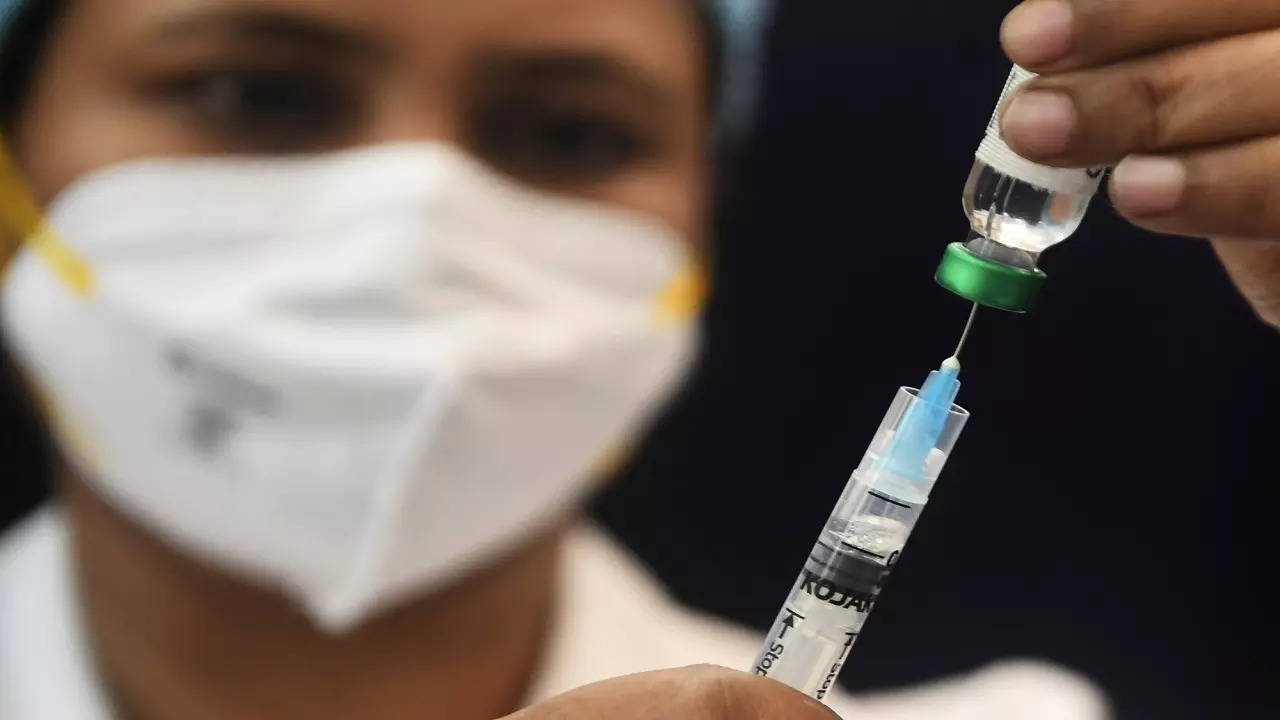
xmin=963 ymin=158 xmax=1095 ymax=264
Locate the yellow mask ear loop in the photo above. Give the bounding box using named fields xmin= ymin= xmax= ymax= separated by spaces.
xmin=0 ymin=135 xmax=95 ymax=296
xmin=595 ymin=251 xmax=709 ymax=481
xmin=652 ymin=261 xmax=710 ymax=325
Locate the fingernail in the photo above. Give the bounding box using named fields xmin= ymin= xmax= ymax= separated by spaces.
xmin=1111 ymin=156 xmax=1187 ymax=217
xmin=1001 ymin=90 xmax=1077 ymax=157
xmin=1001 ymin=1 xmax=1075 ymax=66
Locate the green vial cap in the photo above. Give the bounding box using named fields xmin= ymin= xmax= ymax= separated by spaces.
xmin=935 ymin=242 xmax=1046 ymax=313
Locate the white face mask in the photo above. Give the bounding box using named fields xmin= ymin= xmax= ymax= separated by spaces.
xmin=1 ymin=143 xmax=700 ymax=631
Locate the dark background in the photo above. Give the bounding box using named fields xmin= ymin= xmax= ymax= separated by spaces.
xmin=598 ymin=2 xmax=1280 ymax=719
xmin=5 ymin=2 xmax=1279 ymax=718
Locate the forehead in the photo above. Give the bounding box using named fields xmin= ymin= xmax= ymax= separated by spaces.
xmin=68 ymin=0 xmax=705 ymax=85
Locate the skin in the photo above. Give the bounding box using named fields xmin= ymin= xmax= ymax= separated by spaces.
xmin=15 ymin=0 xmax=711 ymax=228
xmin=63 ymin=477 xmax=561 ymax=720
xmin=499 ymin=666 xmax=840 ymax=720
xmin=998 ymin=0 xmax=1280 ymax=326
xmin=8 ymin=0 xmax=1280 ymax=718
xmin=8 ymin=0 xmax=799 ymax=719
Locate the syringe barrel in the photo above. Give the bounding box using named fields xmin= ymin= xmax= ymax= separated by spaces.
xmin=751 ymin=387 xmax=969 ymax=701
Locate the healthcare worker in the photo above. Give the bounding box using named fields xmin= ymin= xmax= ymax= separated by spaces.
xmin=0 ymin=1 xmax=1276 ymax=719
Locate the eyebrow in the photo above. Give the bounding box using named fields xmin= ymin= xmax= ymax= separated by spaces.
xmin=473 ymin=53 xmax=677 ymax=109
xmin=145 ymin=8 xmax=386 ymax=61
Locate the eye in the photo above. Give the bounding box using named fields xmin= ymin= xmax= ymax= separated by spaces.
xmin=470 ymin=98 xmax=657 ymax=183
xmin=154 ymin=68 xmax=358 ymax=151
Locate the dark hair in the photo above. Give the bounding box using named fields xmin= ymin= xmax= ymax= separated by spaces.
xmin=0 ymin=0 xmax=65 ymax=128
xmin=693 ymin=1 xmax=725 ymax=123
xmin=0 ymin=1 xmax=725 ymax=131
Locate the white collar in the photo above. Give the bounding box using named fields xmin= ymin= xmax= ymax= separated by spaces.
xmin=0 ymin=507 xmax=113 ymax=720
xmin=526 ymin=521 xmax=771 ymax=702
xmin=0 ymin=507 xmax=1106 ymax=719
xmin=0 ymin=507 xmax=818 ymax=717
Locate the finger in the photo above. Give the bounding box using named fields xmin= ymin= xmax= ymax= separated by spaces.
xmin=1108 ymin=136 xmax=1280 ymax=240
xmin=1000 ymin=29 xmax=1280 ymax=167
xmin=1213 ymin=238 xmax=1280 ymax=328
xmin=1001 ymin=0 xmax=1280 ymax=71
xmin=503 ymin=665 xmax=843 ymax=720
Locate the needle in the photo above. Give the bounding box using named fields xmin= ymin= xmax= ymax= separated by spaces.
xmin=952 ymin=302 xmax=979 ymax=360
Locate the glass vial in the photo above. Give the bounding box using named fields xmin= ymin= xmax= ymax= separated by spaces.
xmin=962 ymin=66 xmax=1105 ymax=269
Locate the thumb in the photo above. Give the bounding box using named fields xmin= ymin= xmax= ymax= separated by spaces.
xmin=1212 ymin=238 xmax=1280 ymax=328
xmin=502 ymin=665 xmax=843 ymax=720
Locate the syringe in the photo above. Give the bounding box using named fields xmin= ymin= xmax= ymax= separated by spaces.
xmin=750 ymin=326 xmax=973 ymax=701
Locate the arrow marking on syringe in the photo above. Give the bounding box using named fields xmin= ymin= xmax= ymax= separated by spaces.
xmin=779 ymin=608 xmax=804 ymax=639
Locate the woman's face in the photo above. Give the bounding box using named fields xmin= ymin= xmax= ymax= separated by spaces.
xmin=13 ymin=0 xmax=711 ymax=240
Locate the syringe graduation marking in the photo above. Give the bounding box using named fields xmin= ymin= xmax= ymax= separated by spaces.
xmin=837 ymin=541 xmax=887 ymax=560
xmin=867 ymin=490 xmax=913 ymax=509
